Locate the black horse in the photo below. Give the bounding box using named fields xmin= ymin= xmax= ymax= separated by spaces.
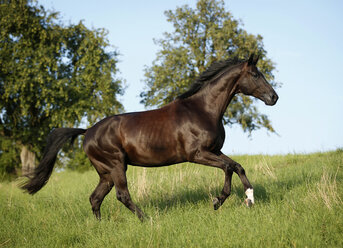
xmin=22 ymin=54 xmax=278 ymax=221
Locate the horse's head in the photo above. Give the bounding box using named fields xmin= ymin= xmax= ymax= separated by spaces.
xmin=236 ymin=54 xmax=278 ymax=106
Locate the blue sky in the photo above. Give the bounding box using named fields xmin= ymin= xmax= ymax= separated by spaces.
xmin=40 ymin=0 xmax=343 ymax=155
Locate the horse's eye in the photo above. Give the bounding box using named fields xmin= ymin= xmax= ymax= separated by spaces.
xmin=252 ymin=73 xmax=259 ymax=79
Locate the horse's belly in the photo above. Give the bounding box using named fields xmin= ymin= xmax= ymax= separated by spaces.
xmin=124 ymin=143 xmax=183 ymax=167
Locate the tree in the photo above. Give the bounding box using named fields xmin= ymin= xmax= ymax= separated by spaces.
xmin=140 ymin=0 xmax=279 ymax=133
xmin=0 ymin=0 xmax=124 ymax=176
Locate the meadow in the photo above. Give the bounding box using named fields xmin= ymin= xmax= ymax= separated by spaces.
xmin=0 ymin=150 xmax=342 ymax=247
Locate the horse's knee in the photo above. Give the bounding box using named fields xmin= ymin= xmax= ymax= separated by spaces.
xmin=233 ymin=164 xmax=245 ymax=175
xmin=224 ymin=164 xmax=233 ymax=174
xmin=238 ymin=166 xmax=245 ymax=175
xmin=116 ymin=191 xmax=131 ymax=206
xmin=116 ymin=191 xmax=127 ymax=202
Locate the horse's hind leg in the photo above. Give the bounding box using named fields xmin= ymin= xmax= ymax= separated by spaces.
xmin=110 ymin=164 xmax=145 ymax=222
xmin=90 ymin=174 xmax=114 ymax=220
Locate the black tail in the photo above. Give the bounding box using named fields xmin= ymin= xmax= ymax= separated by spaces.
xmin=21 ymin=128 xmax=86 ymax=194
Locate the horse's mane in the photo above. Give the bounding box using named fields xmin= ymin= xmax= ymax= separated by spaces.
xmin=177 ymin=57 xmax=244 ymax=99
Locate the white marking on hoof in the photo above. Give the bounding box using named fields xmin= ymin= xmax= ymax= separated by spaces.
xmin=213 ymin=198 xmax=220 ymax=210
xmin=213 ymin=197 xmax=219 ymax=206
xmin=245 ymin=188 xmax=255 ymax=204
xmin=244 ymin=198 xmax=253 ymax=207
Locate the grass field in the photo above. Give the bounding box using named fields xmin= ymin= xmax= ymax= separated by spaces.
xmin=1 ymin=150 xmax=342 ymax=247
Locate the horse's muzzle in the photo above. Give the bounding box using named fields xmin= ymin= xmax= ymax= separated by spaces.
xmin=264 ymin=93 xmax=279 ymax=106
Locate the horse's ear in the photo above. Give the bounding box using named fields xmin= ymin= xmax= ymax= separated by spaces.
xmin=248 ymin=54 xmax=255 ymax=66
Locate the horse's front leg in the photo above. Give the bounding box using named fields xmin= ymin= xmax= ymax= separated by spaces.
xmin=213 ymin=167 xmax=233 ymax=210
xmin=192 ymin=151 xmax=255 ymax=209
xmin=219 ymin=154 xmax=254 ymax=207
xmin=191 ymin=151 xmax=234 ymax=210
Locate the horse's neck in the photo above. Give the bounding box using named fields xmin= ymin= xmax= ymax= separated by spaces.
xmin=196 ymin=65 xmax=242 ymax=122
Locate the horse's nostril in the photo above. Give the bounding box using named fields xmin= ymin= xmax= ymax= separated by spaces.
xmin=272 ymin=94 xmax=278 ymax=103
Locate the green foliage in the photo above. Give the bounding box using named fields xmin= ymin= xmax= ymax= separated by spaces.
xmin=0 ymin=152 xmax=342 ymax=247
xmin=0 ymin=0 xmax=124 ymax=175
xmin=0 ymin=137 xmax=20 ymax=180
xmin=141 ymin=0 xmax=279 ymax=133
xmin=63 ymin=138 xmax=92 ymax=173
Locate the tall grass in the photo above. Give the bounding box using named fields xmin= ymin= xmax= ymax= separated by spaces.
xmin=0 ymin=150 xmax=342 ymax=247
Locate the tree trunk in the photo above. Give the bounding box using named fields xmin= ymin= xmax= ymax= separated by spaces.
xmin=20 ymin=146 xmax=36 ymax=175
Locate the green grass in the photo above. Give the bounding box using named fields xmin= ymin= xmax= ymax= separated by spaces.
xmin=1 ymin=150 xmax=343 ymax=247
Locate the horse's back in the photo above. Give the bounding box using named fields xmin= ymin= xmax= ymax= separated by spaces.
xmin=83 ymin=103 xmax=187 ymax=166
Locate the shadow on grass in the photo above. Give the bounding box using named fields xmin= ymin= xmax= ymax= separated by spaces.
xmin=99 ymin=176 xmax=310 ymax=220
xmin=135 ymin=174 xmax=311 ymax=214
xmin=138 ymin=187 xmax=221 ymax=211
xmin=137 ymin=183 xmax=271 ymax=213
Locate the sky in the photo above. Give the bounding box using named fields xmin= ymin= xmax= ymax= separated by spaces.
xmin=40 ymin=0 xmax=343 ymax=155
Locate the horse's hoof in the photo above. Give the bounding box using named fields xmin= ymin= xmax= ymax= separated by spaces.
xmin=213 ymin=198 xmax=221 ymax=210
xmin=244 ymin=198 xmax=253 ymax=208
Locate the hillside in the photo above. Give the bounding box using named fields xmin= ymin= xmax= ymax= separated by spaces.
xmin=0 ymin=151 xmax=342 ymax=247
